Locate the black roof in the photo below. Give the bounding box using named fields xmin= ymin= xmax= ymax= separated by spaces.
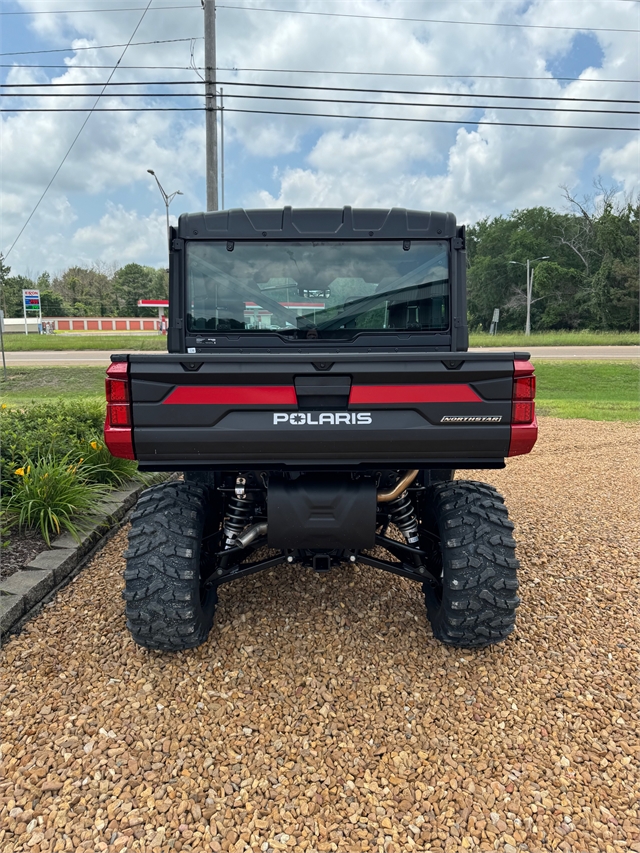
xmin=177 ymin=206 xmax=457 ymax=240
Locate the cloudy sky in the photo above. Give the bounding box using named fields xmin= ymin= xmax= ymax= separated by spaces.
xmin=1 ymin=0 xmax=638 ymax=276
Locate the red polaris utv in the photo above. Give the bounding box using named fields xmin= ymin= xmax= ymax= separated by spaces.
xmin=105 ymin=207 xmax=537 ymax=651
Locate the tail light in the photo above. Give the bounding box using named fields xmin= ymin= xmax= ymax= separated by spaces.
xmin=509 ymin=359 xmax=538 ymax=457
xmin=104 ymin=361 xmax=135 ymax=460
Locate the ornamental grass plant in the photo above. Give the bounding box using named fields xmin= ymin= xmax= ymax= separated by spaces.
xmin=82 ymin=438 xmax=139 ymax=486
xmin=4 ymin=456 xmax=107 ymax=545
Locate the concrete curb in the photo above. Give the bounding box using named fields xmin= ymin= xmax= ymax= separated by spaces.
xmin=0 ymin=475 xmax=169 ymax=640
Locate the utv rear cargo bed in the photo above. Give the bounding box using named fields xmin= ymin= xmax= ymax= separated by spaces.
xmin=117 ymin=350 xmax=532 ymax=469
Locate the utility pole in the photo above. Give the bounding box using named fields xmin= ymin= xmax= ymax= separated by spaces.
xmin=203 ymin=0 xmax=218 ymax=211
xmin=220 ymin=87 xmax=224 ymax=209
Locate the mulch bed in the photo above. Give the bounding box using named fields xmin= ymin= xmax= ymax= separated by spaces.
xmin=1 ymin=528 xmax=49 ymax=580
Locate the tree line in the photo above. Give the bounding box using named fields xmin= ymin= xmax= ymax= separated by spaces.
xmin=0 ymin=260 xmax=168 ymax=318
xmin=467 ymin=186 xmax=639 ymax=333
xmin=1 ymin=186 xmax=637 ymax=330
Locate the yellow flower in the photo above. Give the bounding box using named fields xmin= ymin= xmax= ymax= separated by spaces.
xmin=14 ymin=467 xmax=25 ymax=476
xmin=90 ymin=440 xmax=102 ymax=451
xmin=78 ymin=457 xmax=84 ymax=465
xmin=1 ymin=403 xmax=6 ymax=409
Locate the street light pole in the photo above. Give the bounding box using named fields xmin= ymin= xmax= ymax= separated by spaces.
xmin=509 ymin=256 xmax=550 ymax=336
xmin=147 ymin=170 xmax=183 ymax=245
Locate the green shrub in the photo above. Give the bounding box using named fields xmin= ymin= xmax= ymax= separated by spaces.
xmin=4 ymin=456 xmax=107 ymax=545
xmin=0 ymin=400 xmax=105 ymax=489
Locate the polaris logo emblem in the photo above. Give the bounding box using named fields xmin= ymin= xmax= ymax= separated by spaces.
xmin=440 ymin=415 xmax=503 ymax=423
xmin=273 ymin=412 xmax=372 ymax=425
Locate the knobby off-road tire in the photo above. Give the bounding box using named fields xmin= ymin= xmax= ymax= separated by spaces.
xmin=422 ymin=480 xmax=520 ymax=648
xmin=123 ymin=481 xmax=217 ymax=651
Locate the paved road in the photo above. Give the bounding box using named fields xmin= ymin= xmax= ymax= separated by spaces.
xmin=4 ymin=350 xmax=144 ymax=367
xmin=3 ymin=345 xmax=639 ymax=367
xmin=469 ymin=345 xmax=640 ymax=359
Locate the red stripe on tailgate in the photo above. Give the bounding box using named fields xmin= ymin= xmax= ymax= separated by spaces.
xmin=349 ymin=384 xmax=482 ymax=404
xmin=164 ymin=385 xmax=297 ymax=405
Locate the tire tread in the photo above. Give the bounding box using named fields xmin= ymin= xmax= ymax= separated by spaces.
xmin=423 ymin=479 xmax=520 ymax=649
xmin=123 ymin=481 xmax=216 ymax=651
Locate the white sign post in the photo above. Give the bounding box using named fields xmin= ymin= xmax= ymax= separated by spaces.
xmin=489 ymin=308 xmax=500 ymax=336
xmin=0 ymin=309 xmax=6 ymax=380
xmin=22 ymin=289 xmax=40 ymax=335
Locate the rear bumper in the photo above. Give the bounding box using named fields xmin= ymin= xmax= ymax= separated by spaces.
xmin=133 ymin=417 xmax=510 ymax=469
xmin=138 ymin=459 xmax=506 ymax=471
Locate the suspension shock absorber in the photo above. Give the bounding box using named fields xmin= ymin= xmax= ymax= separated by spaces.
xmin=224 ymin=477 xmax=254 ymax=548
xmin=388 ymin=490 xmax=419 ymax=545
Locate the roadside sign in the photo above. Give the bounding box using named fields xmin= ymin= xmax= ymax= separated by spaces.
xmin=489 ymin=308 xmax=500 ymax=336
xmin=23 ymin=289 xmax=40 ymax=310
xmin=22 ymin=288 xmax=41 ymax=334
xmin=0 ymin=309 xmax=6 ymax=379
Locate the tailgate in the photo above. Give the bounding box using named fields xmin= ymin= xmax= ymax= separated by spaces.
xmin=126 ymin=351 xmax=524 ymax=469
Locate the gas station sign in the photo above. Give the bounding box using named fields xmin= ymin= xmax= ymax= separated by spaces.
xmin=22 ymin=289 xmax=41 ymax=335
xmin=23 ymin=289 xmax=41 ymax=311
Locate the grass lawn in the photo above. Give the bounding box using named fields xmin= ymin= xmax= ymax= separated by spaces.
xmin=1 ymin=362 xmax=637 ymax=421
xmin=3 ymin=334 xmax=167 ymax=352
xmin=0 ymin=366 xmax=106 ymax=405
xmin=535 ymin=361 xmax=639 ymax=421
xmin=470 ymin=330 xmax=639 ymax=347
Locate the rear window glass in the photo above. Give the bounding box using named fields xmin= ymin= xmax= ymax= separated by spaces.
xmin=186 ymin=240 xmax=449 ymax=339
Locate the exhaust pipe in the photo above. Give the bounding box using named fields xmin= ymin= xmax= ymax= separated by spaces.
xmin=376 ymin=469 xmax=419 ymax=503
xmin=236 ymin=522 xmax=268 ymax=548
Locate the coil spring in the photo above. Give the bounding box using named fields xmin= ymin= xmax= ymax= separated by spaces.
xmin=224 ymin=495 xmax=254 ymax=547
xmin=388 ymin=490 xmax=419 ymax=544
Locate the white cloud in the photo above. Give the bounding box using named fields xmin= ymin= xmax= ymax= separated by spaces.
xmin=71 ymin=203 xmax=170 ymax=267
xmin=599 ymin=139 xmax=640 ymax=193
xmin=2 ymin=0 xmax=638 ymax=273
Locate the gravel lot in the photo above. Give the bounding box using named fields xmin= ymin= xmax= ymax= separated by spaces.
xmin=1 ymin=417 xmax=639 ymax=853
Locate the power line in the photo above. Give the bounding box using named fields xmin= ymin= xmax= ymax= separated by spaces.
xmin=0 ymin=63 xmax=202 ymax=69
xmin=3 ymin=90 xmax=637 ymax=116
xmin=223 ymin=106 xmax=640 ymax=132
xmin=3 ymin=78 xmax=637 ymax=104
xmin=217 ymin=67 xmax=640 ymax=86
xmin=2 ymin=64 xmax=639 ymax=84
xmin=3 ymin=107 xmax=201 ymax=111
xmin=220 ymin=79 xmax=640 ymax=105
xmin=0 ymin=3 xmax=636 ymax=33
xmin=0 ymin=4 xmax=199 ymax=12
xmin=2 ymin=105 xmax=636 ymax=132
xmin=0 ymin=37 xmax=200 ymax=57
xmin=2 ymin=0 xmax=637 ymax=10
xmin=216 ymin=3 xmax=639 ymax=34
xmin=4 ymin=0 xmax=155 ymax=260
